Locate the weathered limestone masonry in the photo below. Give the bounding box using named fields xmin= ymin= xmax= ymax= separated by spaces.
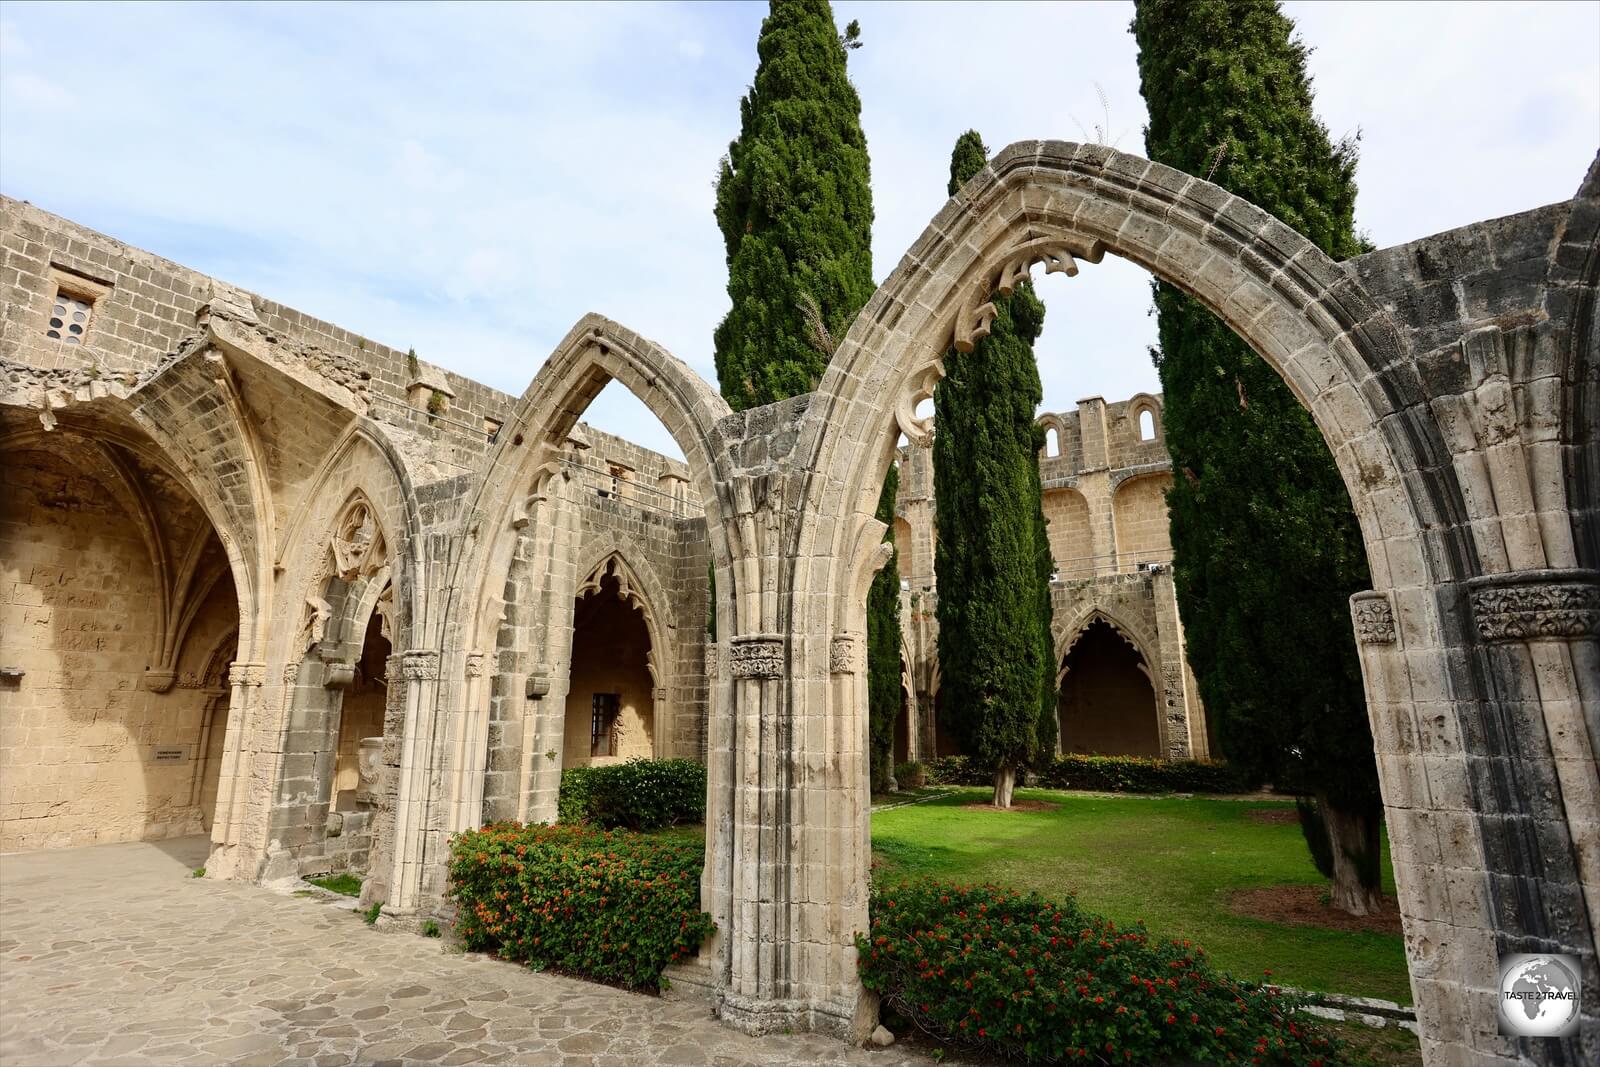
xmin=1 ymin=137 xmax=1597 ymax=1067
xmin=892 ymin=393 xmax=1208 ymax=763
xmin=0 ymin=196 xmax=709 ymax=902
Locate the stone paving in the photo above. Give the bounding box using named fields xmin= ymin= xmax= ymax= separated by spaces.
xmin=0 ymin=838 xmax=932 ymax=1066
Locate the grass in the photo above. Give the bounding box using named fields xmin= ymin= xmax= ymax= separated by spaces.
xmin=308 ymin=873 xmax=362 ymax=897
xmin=1321 ymin=1019 xmax=1423 ymax=1067
xmin=870 ymin=788 xmax=1410 ymax=1004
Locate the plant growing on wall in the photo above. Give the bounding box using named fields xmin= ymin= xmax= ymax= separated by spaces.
xmin=1133 ymin=0 xmax=1383 ymax=914
xmin=715 ymin=0 xmax=901 ymax=785
xmin=933 ymin=132 xmax=1057 ymax=809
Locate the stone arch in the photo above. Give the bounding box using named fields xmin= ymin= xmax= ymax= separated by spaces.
xmin=253 ymin=422 xmax=421 ymax=898
xmin=781 ymin=141 xmax=1520 ymax=1051
xmin=1110 ymin=471 xmax=1174 ymax=569
xmin=431 ymin=314 xmax=734 ymax=872
xmin=1040 ymin=484 xmax=1092 ymax=578
xmin=1057 ymin=615 xmax=1162 ymax=758
xmin=1037 ymin=413 xmax=1067 ymax=458
xmin=1054 ymin=604 xmax=1161 ymax=681
xmin=1127 ymin=392 xmax=1162 ymax=444
xmin=574 ymin=544 xmax=675 ymax=750
xmin=0 ymin=419 xmax=246 ymax=849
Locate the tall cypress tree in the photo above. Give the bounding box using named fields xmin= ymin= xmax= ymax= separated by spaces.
xmin=715 ymin=1 xmax=900 ymax=789
xmin=713 ymin=0 xmax=874 ymax=410
xmin=934 ymin=131 xmax=1057 ymax=808
xmin=1132 ymin=0 xmax=1383 ymax=914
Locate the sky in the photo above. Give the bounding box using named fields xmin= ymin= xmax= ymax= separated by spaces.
xmin=1 ymin=1 xmax=1596 ymax=460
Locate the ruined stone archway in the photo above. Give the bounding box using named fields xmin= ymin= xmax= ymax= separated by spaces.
xmin=0 ymin=421 xmax=244 ymax=851
xmin=714 ymin=142 xmax=1600 ymax=1062
xmin=428 ymin=314 xmax=736 ymax=906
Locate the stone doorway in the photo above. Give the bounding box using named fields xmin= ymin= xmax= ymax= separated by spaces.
xmin=1057 ymin=618 xmax=1160 ymax=757
xmin=563 ymin=571 xmax=657 ymax=768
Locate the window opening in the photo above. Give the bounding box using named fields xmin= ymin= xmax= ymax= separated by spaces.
xmin=48 ymin=292 xmax=93 ymax=345
xmin=590 ymin=692 xmax=621 ymax=756
xmin=1138 ymin=408 xmax=1156 ymax=441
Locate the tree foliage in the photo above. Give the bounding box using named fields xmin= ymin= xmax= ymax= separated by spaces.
xmin=713 ymin=0 xmax=874 ymax=411
xmin=715 ymin=1 xmax=900 ymax=789
xmin=934 ymin=132 xmax=1057 ymax=805
xmin=868 ymin=464 xmax=903 ymax=792
xmin=1132 ymin=0 xmax=1382 ymax=910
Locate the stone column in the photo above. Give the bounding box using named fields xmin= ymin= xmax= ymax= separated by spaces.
xmin=448 ymin=651 xmax=490 ymax=832
xmin=206 ymin=661 xmax=266 ymax=879
xmin=378 ymin=647 xmax=439 ymax=913
xmin=1464 ymin=569 xmax=1600 ymax=1013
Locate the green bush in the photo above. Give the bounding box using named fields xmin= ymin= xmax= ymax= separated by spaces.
xmin=448 ymin=822 xmax=714 ymax=991
xmin=1037 ymin=755 xmax=1257 ymax=795
xmin=923 ymin=753 xmax=1255 ymax=794
xmin=859 ymin=878 xmax=1336 ymax=1065
xmin=557 ymin=765 xmax=602 ymax=824
xmin=558 ymin=759 xmax=706 ymax=830
xmin=894 ymin=761 xmax=927 ymax=790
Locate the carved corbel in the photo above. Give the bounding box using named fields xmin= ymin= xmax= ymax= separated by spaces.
xmin=1350 ymin=590 xmax=1397 ymax=645
xmin=512 ymin=458 xmax=565 ymax=529
xmin=953 ymin=235 xmax=1105 ymax=353
xmin=895 ymin=358 xmax=947 ymax=447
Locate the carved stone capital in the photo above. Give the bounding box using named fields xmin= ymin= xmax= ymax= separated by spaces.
xmin=830 ymin=633 xmax=863 ymax=675
xmin=525 ymin=666 xmax=551 ymax=700
xmin=228 ymin=662 xmax=267 ymax=687
xmin=464 ymin=651 xmax=488 ymax=678
xmin=324 ymin=662 xmax=357 ymax=690
xmin=1350 ymin=590 xmax=1397 ymax=645
xmin=1468 ymin=569 xmax=1600 ymax=642
xmin=730 ymin=635 xmax=784 ymax=679
xmin=399 ymin=649 xmax=440 ymax=680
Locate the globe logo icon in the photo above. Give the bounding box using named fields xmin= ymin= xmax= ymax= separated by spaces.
xmin=1497 ymin=953 xmax=1581 ymax=1038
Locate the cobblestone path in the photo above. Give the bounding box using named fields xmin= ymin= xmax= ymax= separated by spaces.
xmin=0 ymin=837 xmax=929 ymax=1066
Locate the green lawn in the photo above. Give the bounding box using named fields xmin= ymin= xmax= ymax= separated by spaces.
xmin=870 ymin=788 xmax=1410 ymax=1005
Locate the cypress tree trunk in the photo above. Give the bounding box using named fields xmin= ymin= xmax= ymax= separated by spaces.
xmin=1133 ymin=0 xmax=1383 ymax=913
xmin=932 ymin=131 xmax=1056 ymax=810
xmin=1316 ymin=793 xmax=1385 ymax=916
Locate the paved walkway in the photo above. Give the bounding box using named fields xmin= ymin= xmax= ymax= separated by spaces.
xmin=0 ymin=837 xmax=930 ymax=1066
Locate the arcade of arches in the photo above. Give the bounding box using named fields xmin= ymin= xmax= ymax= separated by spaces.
xmin=2 ymin=138 xmax=1597 ymax=1066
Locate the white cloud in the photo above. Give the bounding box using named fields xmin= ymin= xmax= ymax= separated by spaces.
xmin=0 ymin=0 xmax=1593 ymax=462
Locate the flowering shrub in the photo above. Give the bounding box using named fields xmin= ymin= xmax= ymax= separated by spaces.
xmin=448 ymin=822 xmax=714 ymax=991
xmin=858 ymin=879 xmax=1336 ymax=1065
xmin=923 ymin=754 xmax=1256 ymax=795
xmin=557 ymin=758 xmax=706 ymax=829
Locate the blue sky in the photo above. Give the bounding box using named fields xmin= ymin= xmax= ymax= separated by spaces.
xmin=2 ymin=1 xmax=1596 ymax=459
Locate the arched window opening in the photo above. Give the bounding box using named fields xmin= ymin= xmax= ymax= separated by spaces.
xmin=1045 ymin=425 xmax=1061 ymax=457
xmin=1138 ymin=408 xmax=1156 ymax=441
xmin=1058 ymin=619 xmax=1159 ymax=756
xmin=330 ymin=610 xmax=391 ymax=810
